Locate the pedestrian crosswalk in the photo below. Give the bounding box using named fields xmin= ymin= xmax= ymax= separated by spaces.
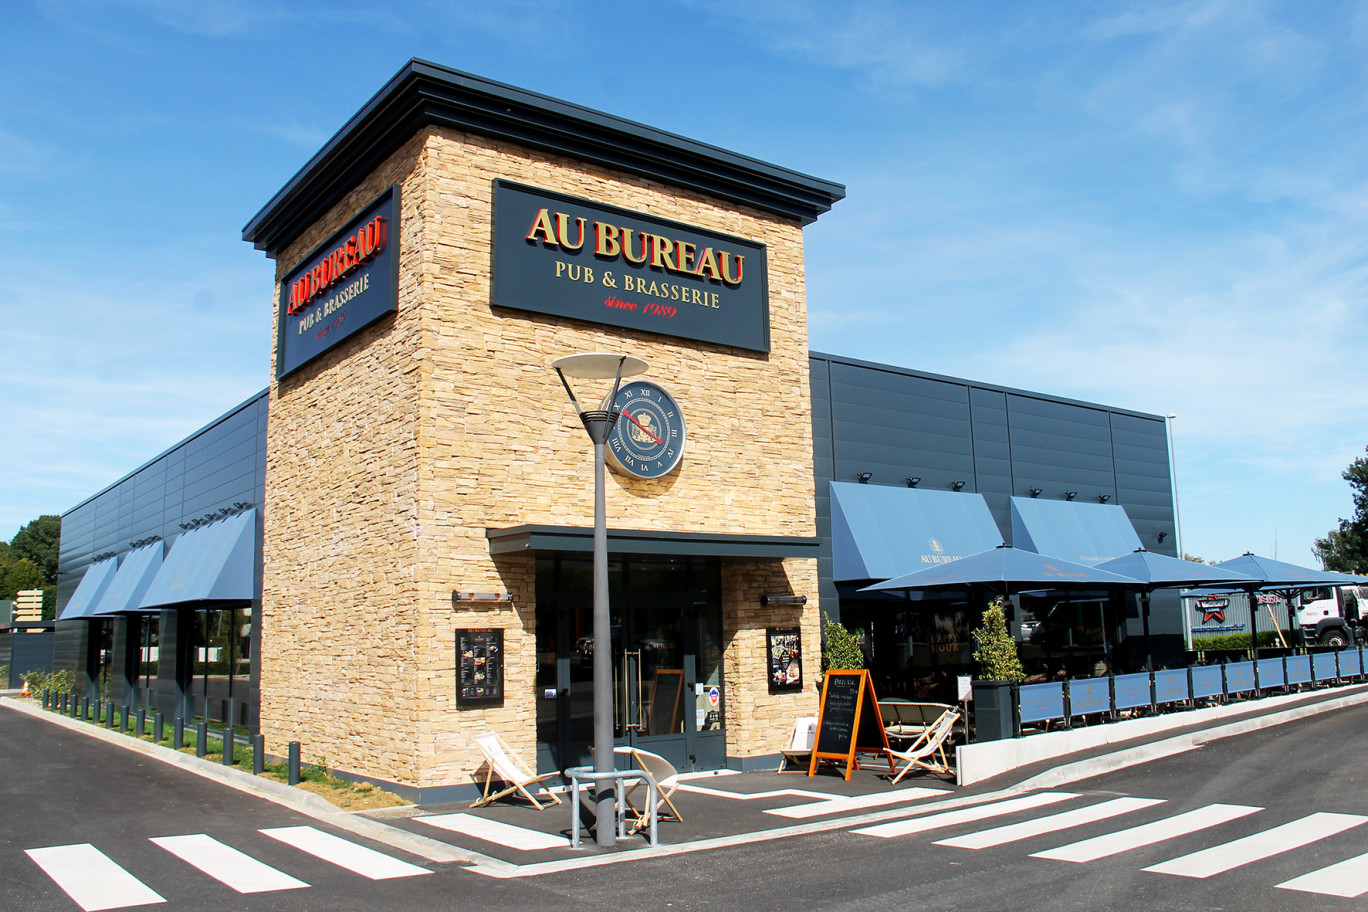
xmin=852 ymin=790 xmax=1368 ymax=898
xmin=25 ymin=826 xmax=429 ymax=911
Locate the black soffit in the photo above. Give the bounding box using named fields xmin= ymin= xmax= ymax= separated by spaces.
xmin=244 ymin=59 xmax=847 ymax=257
xmin=487 ymin=524 xmax=820 ymax=559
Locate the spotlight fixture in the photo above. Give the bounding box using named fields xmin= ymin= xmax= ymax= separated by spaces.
xmin=951 ymin=480 xmax=966 ymax=491
xmin=452 ymin=591 xmax=512 ymax=604
xmin=1029 ymin=488 xmax=1043 ymax=498
xmin=761 ymin=594 xmax=808 ymax=607
xmin=857 ymin=472 xmax=873 ymax=484
xmin=233 ymin=502 xmax=253 ymax=510
xmin=1065 ymin=491 xmax=1077 ymax=501
xmin=906 ymin=476 xmax=921 ymax=488
xmin=1098 ymin=494 xmax=1111 ymax=503
xmin=1157 ymin=531 xmax=1168 ymax=543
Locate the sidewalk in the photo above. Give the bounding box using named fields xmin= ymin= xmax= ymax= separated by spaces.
xmin=7 ymin=682 xmax=1368 ymax=878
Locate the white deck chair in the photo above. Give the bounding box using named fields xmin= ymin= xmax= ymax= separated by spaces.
xmin=777 ymin=716 xmax=818 ymax=773
xmin=471 ymin=732 xmax=564 ymax=810
xmin=615 ymin=746 xmax=684 ymax=832
xmin=886 ymin=710 xmax=960 ymax=784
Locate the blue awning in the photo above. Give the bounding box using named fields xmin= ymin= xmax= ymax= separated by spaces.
xmin=138 ymin=509 xmax=257 ymax=609
xmin=58 ymin=557 xmax=120 ymax=620
xmin=1010 ymin=497 xmax=1142 ymax=566
xmin=830 ymin=482 xmax=1004 ymax=582
xmin=91 ymin=541 xmax=165 ymax=616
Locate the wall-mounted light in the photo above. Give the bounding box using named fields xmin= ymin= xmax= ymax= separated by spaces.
xmin=1065 ymin=491 xmax=1077 ymax=501
xmin=857 ymin=472 xmax=873 ymax=484
xmin=761 ymin=594 xmax=808 ymax=607
xmin=1029 ymin=488 xmax=1043 ymax=498
xmin=452 ymin=591 xmax=512 ymax=605
xmin=951 ymin=480 xmax=966 ymax=491
xmin=1098 ymin=494 xmax=1111 ymax=503
xmin=233 ymin=501 xmax=253 ymax=510
xmin=1157 ymin=531 xmax=1168 ymax=543
xmin=906 ymin=476 xmax=921 ymax=488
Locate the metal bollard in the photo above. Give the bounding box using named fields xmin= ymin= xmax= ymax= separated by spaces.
xmin=222 ymin=727 xmax=234 ymax=767
xmin=136 ymin=709 xmax=146 ymax=737
xmin=69 ymin=696 xmax=78 ymax=718
xmin=174 ymin=717 xmax=184 ymax=750
xmin=82 ymin=698 xmax=90 ymax=720
xmin=252 ymin=734 xmax=264 ymax=776
xmin=196 ymin=722 xmax=208 ymax=759
xmin=105 ymin=704 xmax=114 ymax=729
xmin=153 ymin=712 xmax=164 ymax=744
xmin=288 ymin=741 xmax=301 ymax=785
xmin=120 ymin=705 xmax=129 ymax=733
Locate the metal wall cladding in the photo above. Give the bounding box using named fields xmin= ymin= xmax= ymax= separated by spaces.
xmin=810 ymin=352 xmax=1176 ymax=603
xmin=57 ymin=392 xmax=268 ymax=613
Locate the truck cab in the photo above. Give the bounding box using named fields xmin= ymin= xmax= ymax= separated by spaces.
xmin=1296 ymin=586 xmax=1366 ymax=647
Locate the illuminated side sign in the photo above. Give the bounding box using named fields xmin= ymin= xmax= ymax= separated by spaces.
xmin=491 ymin=181 xmax=769 ymax=352
xmin=277 ymin=186 xmax=400 ymax=379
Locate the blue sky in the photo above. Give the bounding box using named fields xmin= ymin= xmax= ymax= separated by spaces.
xmin=3 ymin=0 xmax=1366 ymax=566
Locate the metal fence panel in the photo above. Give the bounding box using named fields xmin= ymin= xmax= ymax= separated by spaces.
xmin=1256 ymin=657 xmax=1285 ymax=689
xmin=1343 ymin=649 xmax=1364 ymax=677
xmin=1069 ymin=677 xmax=1111 ymax=716
xmin=1113 ymin=672 xmax=1151 ymax=711
xmin=1154 ymin=669 xmax=1190 ymax=705
xmin=1190 ymin=665 xmax=1224 ymax=699
xmin=1225 ymin=661 xmax=1255 ymax=694
xmin=1019 ymin=681 xmax=1066 ymax=724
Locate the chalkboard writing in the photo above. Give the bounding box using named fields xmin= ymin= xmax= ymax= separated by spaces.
xmin=809 ymin=669 xmax=893 ymax=780
xmin=648 ymin=669 xmax=685 ymax=735
xmin=456 ymin=628 xmax=504 ymax=708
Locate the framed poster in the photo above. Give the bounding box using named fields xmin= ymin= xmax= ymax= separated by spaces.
xmin=456 ymin=628 xmax=504 ymax=708
xmin=767 ymin=627 xmax=803 ymax=694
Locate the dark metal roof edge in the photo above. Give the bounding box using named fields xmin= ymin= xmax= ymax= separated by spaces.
xmin=244 ymin=59 xmax=845 ymax=256
xmin=487 ymin=524 xmax=819 ymax=555
xmin=809 ymin=351 xmax=1165 ymax=423
xmin=62 ymin=388 xmax=269 ymax=518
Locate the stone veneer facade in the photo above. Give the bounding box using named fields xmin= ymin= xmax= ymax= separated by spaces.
xmin=260 ymin=125 xmax=821 ymax=797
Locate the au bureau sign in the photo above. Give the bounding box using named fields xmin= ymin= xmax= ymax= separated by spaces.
xmin=276 ymin=186 xmax=401 ymax=379
xmin=491 ymin=181 xmax=770 ymax=352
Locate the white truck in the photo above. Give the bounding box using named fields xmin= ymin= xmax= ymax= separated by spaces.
xmin=1295 ymin=585 xmax=1367 ymax=647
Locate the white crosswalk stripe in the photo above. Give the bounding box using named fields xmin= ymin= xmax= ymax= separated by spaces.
xmin=853 ymin=792 xmax=1078 ymax=839
xmin=260 ymin=825 xmax=431 ymax=880
xmin=150 ymin=834 xmax=309 ymax=893
xmin=24 ymin=844 xmax=165 ymax=911
xmin=1032 ymin=803 xmax=1262 ymax=863
xmin=417 ymin=813 xmax=569 ymax=850
xmin=766 ymin=787 xmax=948 ymax=819
xmin=1276 ymin=850 xmax=1368 ymax=897
xmin=936 ymin=797 xmax=1166 ymax=850
xmin=1143 ymin=812 xmax=1368 ymax=879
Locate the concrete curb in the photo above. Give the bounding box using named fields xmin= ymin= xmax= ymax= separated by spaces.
xmin=1008 ymin=685 xmax=1368 ymax=791
xmin=0 ymin=697 xmax=475 ymax=865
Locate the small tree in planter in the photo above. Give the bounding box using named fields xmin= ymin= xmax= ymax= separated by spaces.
xmin=820 ymin=616 xmax=865 ymax=684
xmin=971 ymin=598 xmax=1024 ymax=683
xmin=970 ymin=598 xmax=1023 ymax=741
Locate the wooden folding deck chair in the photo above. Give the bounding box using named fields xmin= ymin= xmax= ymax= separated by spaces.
xmin=777 ymin=716 xmax=818 ymax=773
xmin=470 ymin=732 xmax=564 ymax=810
xmin=885 ymin=709 xmax=960 ymax=784
xmin=615 ymin=746 xmax=684 ymax=832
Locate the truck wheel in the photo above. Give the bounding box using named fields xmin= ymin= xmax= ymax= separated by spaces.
xmin=1320 ymin=628 xmax=1350 ymax=648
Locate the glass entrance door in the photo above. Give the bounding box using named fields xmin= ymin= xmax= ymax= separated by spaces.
xmin=535 ymin=555 xmax=725 ymax=774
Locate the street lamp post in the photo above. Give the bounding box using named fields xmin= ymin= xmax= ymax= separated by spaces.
xmin=552 ymin=352 xmax=648 ymax=847
xmin=1166 ymin=413 xmax=1184 ymax=560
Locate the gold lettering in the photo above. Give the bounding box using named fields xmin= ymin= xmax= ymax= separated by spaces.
xmin=719 ymin=251 xmax=744 ymax=285
xmin=555 ymin=212 xmax=587 ymax=251
xmin=695 ymin=247 xmax=720 ymax=280
xmin=594 ymin=221 xmax=620 ymax=257
xmin=526 ymin=208 xmax=557 ymax=245
xmin=621 ymin=227 xmax=649 ymax=265
xmin=673 ymin=240 xmax=697 ymax=274
xmin=650 ymin=234 xmax=674 ymax=269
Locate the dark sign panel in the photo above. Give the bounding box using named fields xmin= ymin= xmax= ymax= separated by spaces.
xmin=767 ymin=627 xmax=803 ymax=694
xmin=456 ymin=628 xmax=504 ymax=708
xmin=491 ymin=181 xmax=770 ymax=352
xmin=277 ymin=186 xmax=400 ymax=379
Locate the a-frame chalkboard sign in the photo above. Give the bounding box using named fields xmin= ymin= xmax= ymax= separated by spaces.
xmin=808 ymin=669 xmax=893 ymax=780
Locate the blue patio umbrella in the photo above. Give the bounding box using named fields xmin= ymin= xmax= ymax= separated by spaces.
xmin=1213 ymin=553 xmax=1348 ymax=656
xmin=861 ymin=544 xmax=1140 ymax=595
xmin=1096 ymin=549 xmax=1256 ymax=671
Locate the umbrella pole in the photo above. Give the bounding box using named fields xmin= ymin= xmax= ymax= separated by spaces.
xmin=1246 ymin=585 xmax=1260 ymax=664
xmin=1141 ymin=590 xmax=1153 ymax=673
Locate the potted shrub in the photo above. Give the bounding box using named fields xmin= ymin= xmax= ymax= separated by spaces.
xmin=819 ymin=616 xmax=865 ymax=686
xmin=970 ymin=598 xmax=1025 ymax=741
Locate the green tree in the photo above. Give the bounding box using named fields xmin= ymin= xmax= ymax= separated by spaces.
xmin=1315 ymin=450 xmax=1368 ymax=573
xmin=10 ymin=515 xmax=60 ymax=584
xmin=971 ymin=598 xmax=1025 ymax=683
xmin=0 ymin=558 xmax=46 ymax=601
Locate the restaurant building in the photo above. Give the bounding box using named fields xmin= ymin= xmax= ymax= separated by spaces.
xmin=53 ymin=60 xmax=1178 ymax=803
